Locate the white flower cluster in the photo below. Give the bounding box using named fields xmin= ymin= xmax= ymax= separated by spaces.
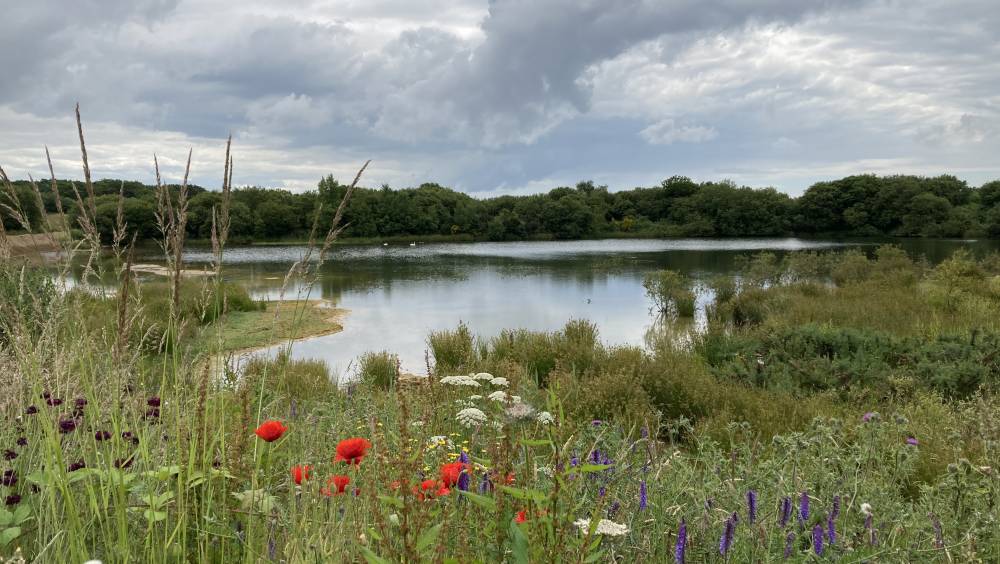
xmin=440 ymin=375 xmax=480 ymax=387
xmin=468 ymin=394 xmax=483 ymax=401
xmin=860 ymin=503 xmax=873 ymax=516
xmin=488 ymin=391 xmax=509 ymax=402
xmin=427 ymin=435 xmax=451 ymax=449
xmin=573 ymin=518 xmax=630 ymax=537
xmin=489 ymin=377 xmax=509 ymax=387
xmin=472 ymin=372 xmax=495 ymax=381
xmin=536 ymin=411 xmax=555 ymax=425
xmin=456 ymin=407 xmax=488 ymax=428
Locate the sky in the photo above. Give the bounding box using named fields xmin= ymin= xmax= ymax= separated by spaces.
xmin=1 ymin=0 xmax=998 ymax=196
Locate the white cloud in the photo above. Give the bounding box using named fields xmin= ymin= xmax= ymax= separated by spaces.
xmin=640 ymin=119 xmax=718 ymax=145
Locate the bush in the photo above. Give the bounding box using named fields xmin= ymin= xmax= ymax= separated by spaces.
xmin=429 ymin=322 xmax=474 ymax=373
xmin=643 ymin=270 xmax=696 ymax=317
xmin=358 ymin=350 xmax=398 ymax=390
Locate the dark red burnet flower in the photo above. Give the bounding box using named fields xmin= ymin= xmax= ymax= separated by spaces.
xmin=144 ymin=407 xmax=161 ymax=421
xmin=334 ymin=438 xmax=372 ymax=465
xmin=4 ymin=495 xmax=20 ymax=506
xmin=46 ymin=397 xmax=63 ymax=407
xmin=321 ymin=475 xmax=351 ymax=496
xmin=25 ymin=405 xmax=38 ymax=415
xmin=58 ymin=417 xmax=78 ymax=434
xmin=15 ymin=437 xmax=27 ymax=447
xmin=254 ymin=420 xmax=288 ymax=442
xmin=73 ymin=398 xmax=88 ymax=416
xmin=147 ymin=396 xmax=161 ymax=407
xmin=291 ymin=465 xmax=312 ymax=485
xmin=122 ymin=431 xmax=139 ymax=445
xmin=115 ymin=456 xmax=135 ymax=469
xmin=95 ymin=430 xmax=112 ymax=441
xmin=3 ymin=449 xmax=16 ymax=461
xmin=1 ymin=469 xmax=16 ymax=487
xmin=68 ymin=459 xmax=87 ymax=472
xmin=440 ymin=462 xmax=471 ymax=488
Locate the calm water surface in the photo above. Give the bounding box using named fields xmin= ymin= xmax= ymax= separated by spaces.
xmin=144 ymin=238 xmax=999 ymax=377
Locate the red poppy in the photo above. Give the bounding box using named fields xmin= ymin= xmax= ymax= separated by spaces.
xmin=415 ymin=479 xmax=450 ymax=500
xmin=440 ymin=462 xmax=471 ymax=488
xmin=515 ymin=510 xmax=528 ymax=523
xmin=291 ymin=465 xmax=312 ymax=485
xmin=254 ymin=420 xmax=288 ymax=442
xmin=322 ymin=475 xmax=351 ymax=496
xmin=334 ymin=437 xmax=372 ymax=465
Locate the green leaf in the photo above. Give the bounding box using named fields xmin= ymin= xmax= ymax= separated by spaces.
xmin=509 ymin=519 xmax=529 ymax=564
xmin=143 ymin=509 xmax=168 ymax=523
xmin=0 ymin=527 xmax=21 ymax=547
xmin=11 ymin=506 xmax=30 ymax=525
xmin=367 ymin=526 xmax=383 ymax=542
xmin=574 ymin=464 xmax=611 ymax=474
xmin=416 ymin=523 xmax=442 ymax=554
xmin=359 ymin=546 xmax=390 ymax=564
xmin=498 ymin=486 xmax=547 ymax=502
xmin=583 ymin=550 xmax=605 ymax=563
xmin=519 ymin=439 xmax=552 ymax=447
xmin=377 ymin=495 xmax=404 ymax=509
xmin=458 ymin=490 xmax=497 ymax=512
xmin=67 ymin=468 xmax=99 ymax=484
xmin=0 ymin=510 xmax=11 ymax=528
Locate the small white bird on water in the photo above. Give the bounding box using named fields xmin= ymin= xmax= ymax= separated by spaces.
xmin=410 ymin=242 xmax=416 ymax=247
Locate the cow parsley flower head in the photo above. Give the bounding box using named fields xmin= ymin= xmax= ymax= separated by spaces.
xmin=468 ymin=395 xmax=483 ymax=401
xmin=488 ymin=391 xmax=509 ymax=402
xmin=489 ymin=377 xmax=509 ymax=387
xmin=536 ymin=411 xmax=555 ymax=425
xmin=574 ymin=518 xmax=629 ymax=537
xmin=440 ymin=375 xmax=480 ymax=387
xmin=472 ymin=372 xmax=494 ymax=381
xmin=456 ymin=407 xmax=488 ymax=428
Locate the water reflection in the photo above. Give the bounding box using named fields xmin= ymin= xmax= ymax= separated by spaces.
xmin=111 ymin=237 xmax=1000 ymax=377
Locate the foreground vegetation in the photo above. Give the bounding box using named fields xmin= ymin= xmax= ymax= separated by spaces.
xmin=3 ymin=117 xmax=1000 ymax=562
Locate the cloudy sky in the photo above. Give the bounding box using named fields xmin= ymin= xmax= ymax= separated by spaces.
xmin=1 ymin=0 xmax=998 ymax=196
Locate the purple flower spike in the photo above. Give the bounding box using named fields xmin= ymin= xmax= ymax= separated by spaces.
xmin=827 ymin=513 xmax=836 ymax=545
xmin=639 ymin=480 xmax=648 ymax=511
xmin=779 ymin=496 xmax=792 ymax=527
xmin=783 ymin=532 xmax=795 ymax=559
xmin=812 ymin=524 xmax=824 ymax=555
xmin=799 ymin=491 xmax=810 ymax=522
xmin=719 ymin=514 xmax=736 ymax=555
xmin=674 ymin=519 xmax=687 ymax=564
xmin=930 ymin=513 xmax=944 ymax=548
xmin=458 ymin=451 xmax=470 ymax=492
xmin=747 ymin=490 xmax=758 ymax=524
xmin=831 ymin=495 xmax=841 ymax=519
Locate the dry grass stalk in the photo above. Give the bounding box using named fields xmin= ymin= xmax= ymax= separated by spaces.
xmin=45 ymin=145 xmax=70 ymax=235
xmin=74 ymin=103 xmax=97 ymax=219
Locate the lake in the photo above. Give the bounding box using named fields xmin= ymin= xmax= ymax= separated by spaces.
xmin=144 ymin=237 xmax=999 ymax=377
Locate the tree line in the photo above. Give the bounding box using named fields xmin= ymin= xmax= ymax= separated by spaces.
xmin=4 ymin=173 xmax=1000 ymax=243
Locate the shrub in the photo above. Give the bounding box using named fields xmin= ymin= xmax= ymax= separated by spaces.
xmin=429 ymin=322 xmax=474 ymax=373
xmin=358 ymin=350 xmax=398 ymax=390
xmin=643 ymin=270 xmax=695 ymax=317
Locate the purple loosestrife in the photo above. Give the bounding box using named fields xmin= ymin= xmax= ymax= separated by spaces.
xmin=457 ymin=452 xmax=470 ymax=491
xmin=799 ymin=491 xmax=810 ymax=522
xmin=674 ymin=519 xmax=687 ymax=564
xmin=639 ymin=480 xmax=648 ymax=511
xmin=784 ymin=532 xmax=795 ymax=559
xmin=719 ymin=512 xmax=736 ymax=556
xmin=746 ymin=490 xmax=758 ymax=524
xmin=779 ymin=496 xmax=792 ymax=527
xmin=812 ymin=524 xmax=824 ymax=556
